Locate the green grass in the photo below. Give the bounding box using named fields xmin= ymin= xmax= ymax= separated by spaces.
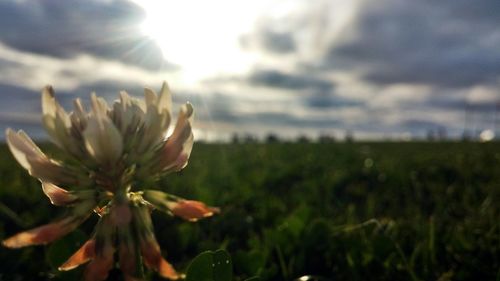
xmin=0 ymin=142 xmax=499 ymax=280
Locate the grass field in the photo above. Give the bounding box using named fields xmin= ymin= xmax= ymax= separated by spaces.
xmin=0 ymin=142 xmax=499 ymax=281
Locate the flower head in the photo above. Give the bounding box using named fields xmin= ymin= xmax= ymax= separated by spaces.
xmin=3 ymin=82 xmax=218 ymax=280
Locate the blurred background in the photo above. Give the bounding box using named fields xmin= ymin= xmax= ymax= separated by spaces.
xmin=1 ymin=0 xmax=499 ymax=142
xmin=1 ymin=2 xmax=500 ymax=280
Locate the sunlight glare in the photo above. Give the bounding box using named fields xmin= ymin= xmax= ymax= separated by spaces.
xmin=136 ymin=0 xmax=263 ymax=82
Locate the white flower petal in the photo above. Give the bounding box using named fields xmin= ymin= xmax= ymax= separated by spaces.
xmin=73 ymin=98 xmax=87 ymax=119
xmin=157 ymin=81 xmax=172 ymax=116
xmin=83 ymin=114 xmax=123 ymax=165
xmin=41 ymin=86 xmax=61 ymax=146
xmin=90 ymin=93 xmax=110 ymax=117
xmin=41 ymin=86 xmax=57 ymax=119
xmin=41 ymin=86 xmax=76 ymax=154
xmin=144 ymin=88 xmax=158 ymax=108
xmin=54 ymin=105 xmax=72 ymax=144
xmin=6 ymin=128 xmax=41 ymax=170
xmin=71 ymin=98 xmax=87 ymax=127
xmin=70 ymin=99 xmax=88 ymax=141
xmin=113 ymin=91 xmax=146 ymax=136
xmin=140 ymin=87 xmax=169 ymax=152
xmin=6 ymin=129 xmax=75 ymax=185
xmin=141 ymin=111 xmax=161 ymax=150
xmin=84 ymin=93 xmax=124 ymax=164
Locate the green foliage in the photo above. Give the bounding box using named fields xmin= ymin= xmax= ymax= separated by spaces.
xmin=185 ymin=250 xmax=259 ymax=281
xmin=185 ymin=250 xmax=232 ymax=281
xmin=0 ymin=142 xmax=499 ymax=281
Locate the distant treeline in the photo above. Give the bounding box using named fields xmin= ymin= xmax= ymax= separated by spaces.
xmin=226 ymin=130 xmax=498 ymax=144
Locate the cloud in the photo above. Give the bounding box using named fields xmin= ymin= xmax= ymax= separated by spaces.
xmin=400 ymin=119 xmax=446 ymax=131
xmin=304 ymin=94 xmax=361 ymax=109
xmin=325 ymin=0 xmax=500 ymax=88
xmin=0 ymin=83 xmax=44 ymax=139
xmin=248 ymin=69 xmax=334 ymax=92
xmin=0 ymin=0 xmax=170 ymax=70
xmin=423 ymin=97 xmax=496 ymax=112
xmin=0 ymin=42 xmax=176 ymax=92
xmin=1 ymin=0 xmax=499 ymax=141
xmin=259 ymin=30 xmax=296 ymax=53
xmin=241 ymin=29 xmax=296 ymax=54
xmin=235 ymin=0 xmax=500 ymax=139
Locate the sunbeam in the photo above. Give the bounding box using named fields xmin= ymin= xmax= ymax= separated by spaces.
xmin=134 ymin=0 xmax=263 ymax=82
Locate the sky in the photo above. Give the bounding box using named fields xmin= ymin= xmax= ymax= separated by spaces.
xmin=0 ymin=0 xmax=499 ymax=141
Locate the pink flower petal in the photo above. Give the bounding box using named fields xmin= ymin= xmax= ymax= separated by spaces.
xmin=42 ymin=182 xmax=78 ymax=206
xmin=119 ymin=243 xmax=137 ymax=277
xmin=84 ymin=217 xmax=115 ymax=281
xmin=110 ymin=203 xmax=132 ymax=226
xmin=84 ymin=253 xmax=114 ymax=281
xmin=170 ymin=200 xmax=220 ymax=222
xmin=2 ymin=217 xmax=77 ymax=248
xmin=59 ymin=239 xmax=96 ymax=271
xmin=140 ymin=238 xmax=180 ymax=280
xmin=158 ymin=103 xmax=194 ymax=172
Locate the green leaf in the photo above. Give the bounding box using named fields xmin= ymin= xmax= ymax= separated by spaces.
xmin=185 ymin=250 xmax=232 ymax=281
xmin=244 ymin=277 xmax=261 ymax=281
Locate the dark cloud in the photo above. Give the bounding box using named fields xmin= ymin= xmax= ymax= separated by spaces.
xmin=258 ymin=30 xmax=296 ymax=53
xmin=210 ymin=109 xmax=341 ymax=129
xmin=247 ymin=69 xmax=362 ymax=109
xmin=0 ymin=0 xmax=174 ymax=70
xmin=174 ymin=91 xmax=344 ymax=130
xmin=305 ymin=95 xmax=361 ymax=109
xmin=0 ymin=121 xmax=45 ymax=140
xmin=401 ymin=119 xmax=445 ymax=131
xmin=3 ymin=0 xmax=499 ymax=140
xmin=327 ymin=0 xmax=500 ymax=88
xmin=240 ymin=23 xmax=296 ymax=54
xmin=435 ymin=0 xmax=500 ymax=24
xmin=0 ymin=84 xmax=41 ymax=113
xmin=250 ymin=112 xmax=341 ymax=128
xmin=0 ymin=83 xmax=42 ymax=140
xmin=423 ymin=97 xmax=497 ymax=112
xmin=249 ymin=69 xmax=334 ymax=92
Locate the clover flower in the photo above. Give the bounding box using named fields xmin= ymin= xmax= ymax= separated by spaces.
xmin=3 ymin=82 xmax=219 ymax=280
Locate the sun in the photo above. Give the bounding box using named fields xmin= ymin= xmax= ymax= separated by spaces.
xmin=134 ymin=0 xmax=261 ymax=82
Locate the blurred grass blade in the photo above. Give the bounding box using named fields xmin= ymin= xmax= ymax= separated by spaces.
xmin=0 ymin=201 xmax=28 ymax=228
xmin=294 ymin=275 xmax=332 ymax=281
